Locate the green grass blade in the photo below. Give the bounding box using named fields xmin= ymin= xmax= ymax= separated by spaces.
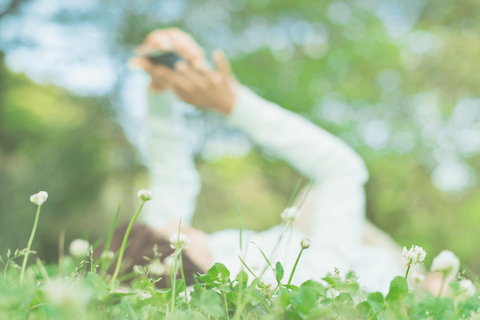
xmin=251 ymin=242 xmax=273 ymax=270
xmin=287 ymin=178 xmax=302 ymax=207
xmin=297 ymin=180 xmax=314 ymax=209
xmin=238 ymin=255 xmax=257 ymax=278
xmin=104 ymin=204 xmax=121 ymax=253
xmin=237 ymin=196 xmax=243 ymax=252
xmin=233 ymin=278 xmax=260 ymax=320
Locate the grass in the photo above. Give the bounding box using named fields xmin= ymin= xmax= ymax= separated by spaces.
xmin=0 ymin=189 xmax=479 ymax=320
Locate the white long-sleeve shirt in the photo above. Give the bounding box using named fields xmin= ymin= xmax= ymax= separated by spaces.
xmin=142 ymin=86 xmax=402 ymax=293
xmin=142 ymin=91 xmax=201 ymax=227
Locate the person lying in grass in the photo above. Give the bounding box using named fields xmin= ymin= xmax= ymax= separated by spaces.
xmin=127 ymin=28 xmax=422 ymax=294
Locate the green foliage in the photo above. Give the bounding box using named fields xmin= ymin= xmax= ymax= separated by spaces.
xmin=191 ymin=284 xmax=224 ymax=318
xmin=2 ymin=239 xmax=479 ymax=320
xmin=386 ymin=276 xmax=409 ymax=303
xmin=367 ymin=292 xmax=385 ymax=313
xmin=275 ymin=262 xmax=284 ymax=282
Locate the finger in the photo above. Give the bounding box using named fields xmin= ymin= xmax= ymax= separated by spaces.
xmin=129 ymin=56 xmax=156 ymax=73
xmin=213 ymin=50 xmax=231 ymax=78
xmin=129 ymin=57 xmax=144 ymax=69
xmin=151 ymin=64 xmax=191 ymax=91
xmin=170 ymin=37 xmax=205 ymax=67
xmin=132 ymin=57 xmax=177 ymax=85
xmin=194 ymin=63 xmax=214 ymax=78
xmin=166 ymin=28 xmax=204 ymax=58
xmin=151 ymin=63 xmax=176 ymax=79
xmin=145 ymin=30 xmax=174 ymax=51
xmin=162 ymin=66 xmax=197 ymax=94
xmin=136 ymin=44 xmax=154 ymax=56
xmin=164 ymin=29 xmax=205 ymax=67
xmin=177 ymin=58 xmax=215 ymax=82
xmin=142 ymin=61 xmax=182 ymax=89
xmin=175 ymin=61 xmax=208 ymax=87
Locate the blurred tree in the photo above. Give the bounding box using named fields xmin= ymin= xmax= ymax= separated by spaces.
xmin=0 ymin=54 xmax=146 ymax=261
xmin=0 ymin=0 xmax=25 ymax=19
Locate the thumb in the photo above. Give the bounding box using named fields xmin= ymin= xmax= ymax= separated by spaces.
xmin=213 ymin=50 xmax=231 ymax=78
xmin=129 ymin=57 xmax=152 ymax=72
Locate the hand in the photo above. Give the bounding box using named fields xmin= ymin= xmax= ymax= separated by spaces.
xmin=130 ymin=28 xmax=207 ymax=92
xmin=142 ymin=28 xmax=207 ymax=68
xmin=153 ymin=50 xmax=239 ymax=115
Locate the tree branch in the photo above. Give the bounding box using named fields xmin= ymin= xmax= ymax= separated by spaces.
xmin=0 ymin=0 xmax=29 ymax=20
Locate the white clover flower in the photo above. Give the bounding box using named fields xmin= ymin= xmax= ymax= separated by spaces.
xmin=46 ymin=279 xmax=91 ymax=308
xmin=260 ymin=272 xmax=277 ymax=292
xmin=411 ymin=273 xmax=425 ymax=284
xmin=133 ymin=265 xmax=143 ymax=274
xmin=402 ymin=245 xmax=426 ymax=266
xmin=431 ymin=250 xmax=460 ymax=276
xmin=147 ymin=260 xmax=166 ymax=276
xmin=169 ymin=233 xmax=190 ymax=250
xmin=280 ymin=206 xmax=300 ymax=223
xmin=69 ymin=239 xmax=90 ymax=258
xmin=101 ymin=250 xmax=114 ymax=261
xmin=459 ymin=279 xmax=476 ymax=298
xmin=30 ymin=191 xmax=48 ymax=205
xmin=137 ymin=189 xmax=153 ymax=201
xmin=301 ymin=238 xmax=311 ymax=249
xmin=469 ymin=308 xmax=480 ymax=320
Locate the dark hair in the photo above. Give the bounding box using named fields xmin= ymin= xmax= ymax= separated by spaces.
xmin=94 ymin=223 xmax=202 ymax=288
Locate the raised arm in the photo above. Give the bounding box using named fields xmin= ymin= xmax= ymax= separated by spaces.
xmin=130 ymin=29 xmax=207 ymax=228
xmin=141 ymin=91 xmax=201 ymax=228
xmin=228 ymin=87 xmax=369 ymax=255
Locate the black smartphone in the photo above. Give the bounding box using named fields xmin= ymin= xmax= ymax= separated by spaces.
xmin=145 ymin=51 xmax=182 ymax=69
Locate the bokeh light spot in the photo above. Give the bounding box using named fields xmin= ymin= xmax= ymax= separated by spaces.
xmin=327 ymin=2 xmax=352 ymax=26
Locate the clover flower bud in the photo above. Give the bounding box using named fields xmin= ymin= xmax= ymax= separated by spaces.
xmin=30 ymin=191 xmax=48 ymax=205
xmin=402 ymin=245 xmax=426 ymax=266
xmin=164 ymin=255 xmax=175 ymax=267
xmin=280 ymin=206 xmax=300 ymax=223
xmin=411 ymin=273 xmax=425 ymax=284
xmin=169 ymin=233 xmax=190 ymax=250
xmin=459 ymin=279 xmax=476 ymax=298
xmin=101 ymin=250 xmax=114 ymax=261
xmin=137 ymin=189 xmax=153 ymax=201
xmin=133 ymin=265 xmax=143 ymax=274
xmin=163 ymin=255 xmax=175 ymax=275
xmin=69 ymin=239 xmax=90 ymax=258
xmin=431 ymin=250 xmax=460 ymax=276
xmin=147 ymin=260 xmax=165 ymax=276
xmin=301 ymin=238 xmax=311 ymax=249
